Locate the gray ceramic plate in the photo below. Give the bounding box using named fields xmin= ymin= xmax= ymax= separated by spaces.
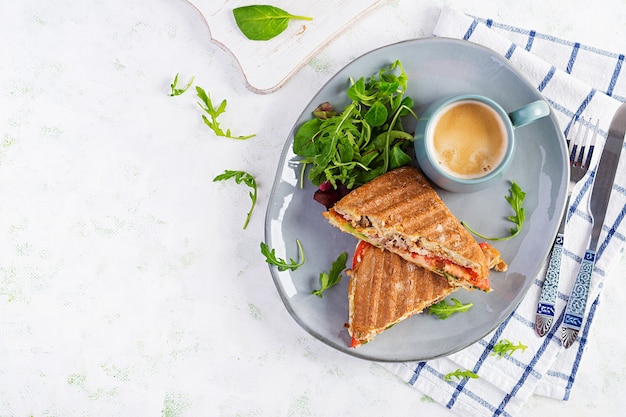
xmin=265 ymin=38 xmax=568 ymax=362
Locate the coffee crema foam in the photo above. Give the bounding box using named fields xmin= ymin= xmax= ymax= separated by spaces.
xmin=431 ymin=100 xmax=508 ymax=179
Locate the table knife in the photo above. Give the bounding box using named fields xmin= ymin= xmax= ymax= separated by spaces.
xmin=561 ymin=103 xmax=626 ymax=348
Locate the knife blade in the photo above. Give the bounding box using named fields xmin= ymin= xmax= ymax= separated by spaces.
xmin=561 ymin=103 xmax=626 ymax=348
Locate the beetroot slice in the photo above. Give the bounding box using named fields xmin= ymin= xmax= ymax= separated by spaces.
xmin=313 ymin=182 xmax=350 ymax=209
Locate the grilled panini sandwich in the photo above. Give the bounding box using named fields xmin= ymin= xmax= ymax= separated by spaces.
xmin=347 ymin=241 xmax=458 ymax=347
xmin=324 ymin=166 xmax=494 ymax=291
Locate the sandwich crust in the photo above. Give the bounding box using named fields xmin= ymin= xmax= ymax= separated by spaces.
xmin=324 ymin=166 xmax=491 ymax=291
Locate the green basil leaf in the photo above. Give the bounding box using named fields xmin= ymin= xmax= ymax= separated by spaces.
xmin=233 ymin=5 xmax=313 ymax=41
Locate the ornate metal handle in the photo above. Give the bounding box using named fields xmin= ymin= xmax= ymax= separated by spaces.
xmin=535 ymin=233 xmax=564 ymax=336
xmin=561 ymin=249 xmax=596 ymax=348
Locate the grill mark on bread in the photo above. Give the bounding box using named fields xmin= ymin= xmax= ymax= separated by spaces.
xmin=348 ymin=243 xmax=457 ymax=345
xmin=324 ymin=166 xmax=492 ymax=291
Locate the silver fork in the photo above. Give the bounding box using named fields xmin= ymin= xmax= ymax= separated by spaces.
xmin=535 ymin=117 xmax=598 ymax=337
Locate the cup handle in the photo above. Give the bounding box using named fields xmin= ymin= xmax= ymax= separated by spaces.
xmin=509 ymin=100 xmax=550 ymax=128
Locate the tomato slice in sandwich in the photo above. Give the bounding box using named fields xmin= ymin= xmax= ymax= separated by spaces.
xmin=352 ymin=240 xmax=372 ymax=270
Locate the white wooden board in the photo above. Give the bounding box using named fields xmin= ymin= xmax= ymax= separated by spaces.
xmin=187 ymin=0 xmax=384 ymax=93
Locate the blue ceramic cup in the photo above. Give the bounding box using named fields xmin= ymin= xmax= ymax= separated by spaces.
xmin=414 ymin=94 xmax=550 ymax=192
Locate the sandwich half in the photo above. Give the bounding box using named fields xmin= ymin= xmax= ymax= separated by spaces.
xmin=347 ymin=241 xmax=458 ymax=347
xmin=324 ymin=166 xmax=495 ymax=291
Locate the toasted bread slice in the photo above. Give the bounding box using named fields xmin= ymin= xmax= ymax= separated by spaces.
xmin=347 ymin=241 xmax=458 ymax=347
xmin=324 ymin=166 xmax=492 ymax=291
xmin=479 ymin=242 xmax=508 ymax=272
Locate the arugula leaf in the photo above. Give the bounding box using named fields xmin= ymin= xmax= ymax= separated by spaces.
xmin=505 ymin=181 xmax=526 ymax=237
xmin=260 ymin=240 xmax=305 ymax=271
xmin=443 ymin=369 xmax=479 ymax=382
xmin=312 ymin=252 xmax=348 ymax=298
xmin=233 ymin=5 xmax=313 ymax=41
xmin=213 ymin=170 xmax=257 ymax=229
xmin=293 ymin=60 xmax=418 ymax=192
xmin=462 ymin=181 xmax=527 ymax=241
xmin=491 ymin=339 xmax=528 ymax=358
xmin=428 ymin=298 xmax=473 ymax=320
xmin=170 ymin=73 xmax=194 ymax=96
xmin=196 ymin=86 xmax=256 ymax=140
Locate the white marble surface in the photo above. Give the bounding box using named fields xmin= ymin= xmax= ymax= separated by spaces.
xmin=1 ymin=0 xmax=625 ymax=415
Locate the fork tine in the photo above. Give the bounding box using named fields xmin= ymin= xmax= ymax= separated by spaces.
xmin=568 ymin=117 xmax=599 ymax=168
xmin=568 ymin=117 xmax=586 ymax=165
xmin=567 ymin=119 xmax=580 ymax=161
xmin=582 ymin=119 xmax=599 ymax=168
xmin=574 ymin=118 xmax=591 ymax=166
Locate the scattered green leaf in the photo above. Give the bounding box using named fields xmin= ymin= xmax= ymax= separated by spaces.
xmin=196 ymin=86 xmax=255 ymax=140
xmin=213 ymin=170 xmax=257 ymax=229
xmin=462 ymin=181 xmax=527 ymax=241
xmin=312 ymin=252 xmax=348 ymax=297
xmin=260 ymin=240 xmax=305 ymax=271
xmin=170 ymin=73 xmax=195 ymax=96
xmin=443 ymin=369 xmax=479 ymax=382
xmin=293 ymin=60 xmax=418 ymax=191
xmin=491 ymin=339 xmax=528 ymax=358
xmin=233 ymin=5 xmax=313 ymax=41
xmin=428 ymin=298 xmax=473 ymax=320
xmin=505 ymin=181 xmax=527 ymax=236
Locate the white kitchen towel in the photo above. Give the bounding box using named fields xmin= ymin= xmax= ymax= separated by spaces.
xmin=383 ymin=6 xmax=626 ymax=417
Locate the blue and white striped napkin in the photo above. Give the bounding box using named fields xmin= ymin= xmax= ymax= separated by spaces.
xmin=383 ymin=6 xmax=626 ymax=416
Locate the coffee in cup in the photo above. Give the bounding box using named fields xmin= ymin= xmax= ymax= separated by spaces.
xmin=414 ymin=94 xmax=550 ymax=192
xmin=431 ymin=100 xmax=508 ymax=179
